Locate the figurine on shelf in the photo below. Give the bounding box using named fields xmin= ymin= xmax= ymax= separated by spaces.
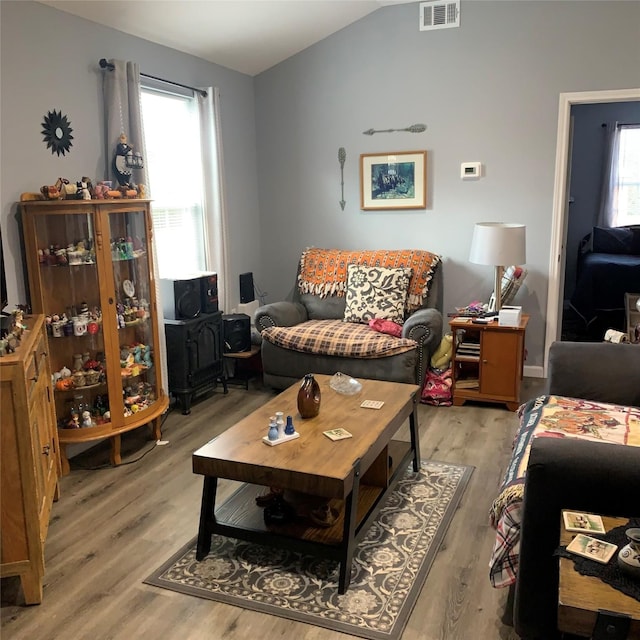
xmin=142 ymin=345 xmax=152 ymax=368
xmin=67 ymin=410 xmax=80 ymax=429
xmin=116 ymin=302 xmax=125 ymax=329
xmin=76 ymin=179 xmax=92 ymax=200
xmin=113 ymin=133 xmax=135 ymax=188
xmin=81 ymin=410 xmax=94 ymax=428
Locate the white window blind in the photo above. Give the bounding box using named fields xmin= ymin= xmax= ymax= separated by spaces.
xmin=141 ymin=87 xmax=208 ymax=278
xmin=615 ymin=125 xmax=640 ymax=226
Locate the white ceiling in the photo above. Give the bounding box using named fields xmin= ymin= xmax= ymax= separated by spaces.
xmin=40 ymin=1 xmax=415 ymax=76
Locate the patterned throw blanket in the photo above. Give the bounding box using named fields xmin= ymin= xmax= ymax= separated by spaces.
xmin=298 ymin=248 xmax=441 ymax=312
xmin=262 ymin=319 xmax=417 ymax=358
xmin=488 ymin=394 xmax=640 ymax=589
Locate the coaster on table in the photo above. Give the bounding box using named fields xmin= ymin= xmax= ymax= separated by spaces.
xmin=566 ymin=533 xmax=617 ymax=564
xmin=563 ymin=511 xmax=606 ymax=534
xmin=323 ymin=428 xmax=353 ymax=441
xmin=360 ymin=400 xmax=384 ymax=409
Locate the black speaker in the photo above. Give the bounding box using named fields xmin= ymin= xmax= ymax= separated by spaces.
xmin=239 ymin=272 xmax=255 ymax=304
xmin=200 ymin=272 xmax=219 ymax=313
xmin=222 ymin=313 xmax=251 ymax=353
xmin=160 ymin=278 xmax=201 ymax=320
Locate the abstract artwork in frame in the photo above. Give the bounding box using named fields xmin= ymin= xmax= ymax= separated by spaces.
xmin=360 ymin=150 xmax=427 ymax=210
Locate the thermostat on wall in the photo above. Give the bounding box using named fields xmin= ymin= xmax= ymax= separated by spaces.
xmin=461 ymin=162 xmax=482 ymax=179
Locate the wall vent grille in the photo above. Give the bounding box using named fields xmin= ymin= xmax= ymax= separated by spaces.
xmin=420 ymin=0 xmax=460 ymax=31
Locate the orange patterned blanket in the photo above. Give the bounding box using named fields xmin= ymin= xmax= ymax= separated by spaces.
xmin=298 ymin=248 xmax=441 ymax=311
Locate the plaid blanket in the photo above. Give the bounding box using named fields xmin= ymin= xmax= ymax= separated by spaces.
xmin=298 ymin=248 xmax=441 ymax=312
xmin=261 ymin=319 xmax=417 ymax=358
xmin=489 ymin=394 xmax=640 ymax=589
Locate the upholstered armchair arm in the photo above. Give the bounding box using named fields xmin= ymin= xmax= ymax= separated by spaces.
xmin=403 ymin=308 xmax=443 ymax=387
xmin=254 ymin=301 xmax=308 ymax=331
xmin=547 ymin=341 xmax=640 ymax=406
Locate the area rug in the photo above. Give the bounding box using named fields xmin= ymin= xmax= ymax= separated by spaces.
xmin=144 ymin=460 xmax=473 ymax=640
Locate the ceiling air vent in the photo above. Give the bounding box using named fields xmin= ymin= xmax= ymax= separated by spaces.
xmin=420 ymin=0 xmax=460 ymax=31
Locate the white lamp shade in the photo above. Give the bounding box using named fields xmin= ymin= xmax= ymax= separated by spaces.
xmin=469 ymin=222 xmax=526 ymax=266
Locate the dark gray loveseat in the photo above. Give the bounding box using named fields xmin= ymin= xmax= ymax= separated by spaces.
xmin=254 ymin=249 xmax=443 ymax=391
xmin=514 ymin=341 xmax=640 ymax=640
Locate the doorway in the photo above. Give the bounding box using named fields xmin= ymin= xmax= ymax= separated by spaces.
xmin=544 ymin=88 xmax=640 ymax=374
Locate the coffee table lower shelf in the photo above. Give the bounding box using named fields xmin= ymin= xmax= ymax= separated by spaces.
xmin=196 ymin=439 xmax=416 ymax=593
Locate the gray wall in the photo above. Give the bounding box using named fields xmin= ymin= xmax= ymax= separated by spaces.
xmin=254 ymin=0 xmax=640 ymax=368
xmin=1 ymin=1 xmax=261 ymax=314
xmin=2 ymin=1 xmax=639 ymax=370
xmin=564 ymin=101 xmax=640 ymax=301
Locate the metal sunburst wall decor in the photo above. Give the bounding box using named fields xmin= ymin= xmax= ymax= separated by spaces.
xmin=41 ymin=109 xmax=74 ymax=156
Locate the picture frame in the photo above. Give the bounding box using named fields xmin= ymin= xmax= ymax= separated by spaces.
xmin=360 ymin=150 xmax=427 ymax=210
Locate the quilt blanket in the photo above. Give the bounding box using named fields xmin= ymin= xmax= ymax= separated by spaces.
xmin=488 ymin=394 xmax=640 ymax=589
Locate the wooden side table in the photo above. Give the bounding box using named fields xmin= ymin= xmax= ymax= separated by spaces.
xmin=223 ymin=344 xmax=262 ymax=389
xmin=559 ymin=513 xmax=640 ymax=639
xmin=449 ymin=315 xmax=528 ymax=411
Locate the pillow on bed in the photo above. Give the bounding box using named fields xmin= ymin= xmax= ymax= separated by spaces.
xmin=591 ymin=226 xmax=634 ymax=254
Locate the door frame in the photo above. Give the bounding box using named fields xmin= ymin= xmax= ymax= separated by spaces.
xmin=544 ymin=87 xmax=640 ymax=374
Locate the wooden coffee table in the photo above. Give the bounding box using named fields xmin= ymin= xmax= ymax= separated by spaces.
xmin=192 ymin=374 xmax=420 ymax=593
xmin=558 ymin=513 xmax=640 ymax=638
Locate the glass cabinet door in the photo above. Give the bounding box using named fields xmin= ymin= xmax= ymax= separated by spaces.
xmin=30 ymin=209 xmax=109 ymax=430
xmin=107 ymin=208 xmax=159 ymax=421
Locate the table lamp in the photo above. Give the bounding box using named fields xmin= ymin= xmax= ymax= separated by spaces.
xmin=469 ymin=222 xmax=526 ymax=313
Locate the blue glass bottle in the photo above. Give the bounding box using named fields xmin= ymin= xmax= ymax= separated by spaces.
xmin=285 ymin=415 xmax=295 ymax=435
xmin=267 ymin=417 xmax=279 ymax=441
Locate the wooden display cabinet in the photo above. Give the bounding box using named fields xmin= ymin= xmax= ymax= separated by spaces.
xmin=1 ymin=315 xmax=59 ymax=604
xmin=20 ymin=199 xmax=169 ymax=473
xmin=449 ymin=315 xmax=528 ymax=411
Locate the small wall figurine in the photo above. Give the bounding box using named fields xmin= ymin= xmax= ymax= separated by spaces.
xmin=113 ymin=133 xmax=134 ymax=188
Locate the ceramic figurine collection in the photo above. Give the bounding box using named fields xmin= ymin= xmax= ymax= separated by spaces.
xmin=263 ymin=412 xmax=299 ymax=446
xmin=20 ymin=133 xmax=145 ymax=203
xmin=0 ymin=307 xmax=28 ymax=356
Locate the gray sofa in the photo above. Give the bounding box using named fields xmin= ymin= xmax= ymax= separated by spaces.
xmin=254 ymin=253 xmax=443 ymax=391
xmin=514 ymin=341 xmax=640 ymax=640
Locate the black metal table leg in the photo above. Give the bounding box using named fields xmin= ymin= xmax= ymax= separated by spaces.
xmin=409 ymin=399 xmax=420 ymax=472
xmin=338 ymin=460 xmax=361 ymax=594
xmin=196 ymin=476 xmax=218 ymax=560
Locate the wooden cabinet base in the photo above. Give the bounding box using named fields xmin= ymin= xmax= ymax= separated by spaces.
xmin=58 ymin=398 xmax=168 ymax=474
xmin=1 ymin=316 xmax=59 ymax=605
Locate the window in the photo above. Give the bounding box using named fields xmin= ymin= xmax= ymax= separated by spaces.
xmin=613 ymin=124 xmax=640 ymax=227
xmin=141 ymin=87 xmax=208 ymax=278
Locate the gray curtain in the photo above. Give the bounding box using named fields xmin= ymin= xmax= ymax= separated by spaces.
xmin=198 ymin=87 xmax=231 ymax=314
xmin=102 ymin=59 xmax=148 ymax=188
xmin=596 ymin=121 xmax=620 ymax=228
xmin=102 ymin=59 xmax=167 ymax=393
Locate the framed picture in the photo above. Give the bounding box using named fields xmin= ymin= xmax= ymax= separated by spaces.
xmin=360 ymin=150 xmax=427 ymax=210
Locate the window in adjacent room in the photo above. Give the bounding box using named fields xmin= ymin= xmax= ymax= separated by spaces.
xmin=141 ymin=86 xmax=208 ymax=278
xmin=612 ymin=124 xmax=640 ymax=227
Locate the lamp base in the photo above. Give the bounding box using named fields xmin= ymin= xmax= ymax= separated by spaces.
xmin=488 ymin=265 xmax=504 ymax=313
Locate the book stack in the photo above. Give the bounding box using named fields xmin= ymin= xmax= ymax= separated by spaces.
xmin=456 ymin=342 xmax=480 ymax=359
xmin=456 ymin=378 xmax=479 ymax=389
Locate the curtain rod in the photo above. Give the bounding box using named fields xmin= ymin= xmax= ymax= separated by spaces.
xmin=601 ymin=122 xmax=639 ymax=128
xmin=99 ymin=59 xmax=207 ymax=98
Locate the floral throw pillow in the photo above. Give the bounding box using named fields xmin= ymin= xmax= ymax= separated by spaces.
xmin=343 ymin=264 xmax=411 ymax=324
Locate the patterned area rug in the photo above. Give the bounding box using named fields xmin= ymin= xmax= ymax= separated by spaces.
xmin=144 ymin=461 xmax=473 ymax=640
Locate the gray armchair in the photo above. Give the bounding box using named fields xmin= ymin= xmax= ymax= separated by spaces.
xmin=255 ymin=251 xmax=443 ymax=390
xmin=514 ymin=341 xmax=640 ymax=640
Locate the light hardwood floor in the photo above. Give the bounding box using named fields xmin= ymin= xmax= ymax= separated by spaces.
xmin=1 ymin=378 xmax=544 ymax=640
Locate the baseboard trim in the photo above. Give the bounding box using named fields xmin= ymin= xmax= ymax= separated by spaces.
xmin=524 ymin=365 xmax=544 ymax=378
